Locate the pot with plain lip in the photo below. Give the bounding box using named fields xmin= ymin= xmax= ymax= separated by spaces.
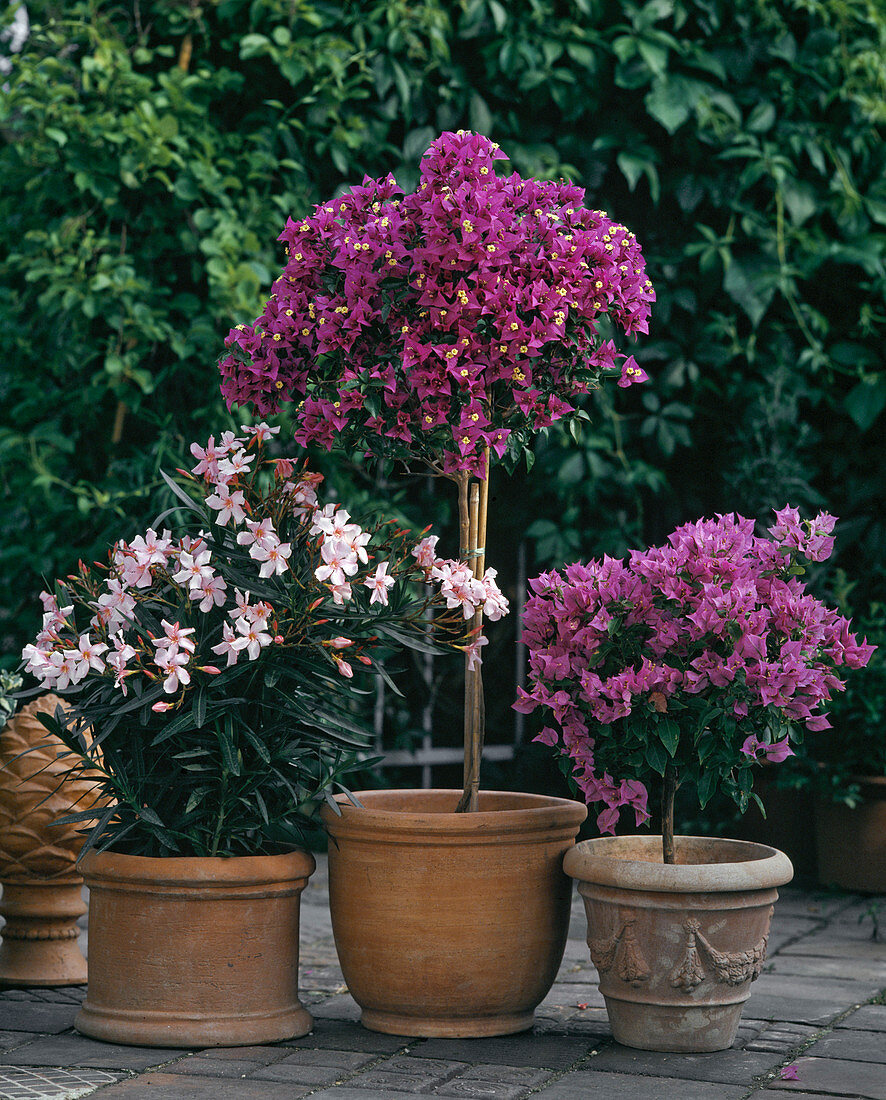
xmin=564 ymin=834 xmax=793 ymax=1052
xmin=75 ymin=848 xmax=315 ymax=1047
xmin=321 ymin=788 xmax=587 ymax=1038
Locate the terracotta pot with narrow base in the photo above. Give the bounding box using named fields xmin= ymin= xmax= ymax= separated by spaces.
xmin=76 ymin=849 xmax=315 ymax=1048
xmin=321 ymin=788 xmax=587 ymax=1038
xmin=815 ymin=776 xmax=886 ymax=892
xmin=564 ymin=835 xmax=793 ymax=1053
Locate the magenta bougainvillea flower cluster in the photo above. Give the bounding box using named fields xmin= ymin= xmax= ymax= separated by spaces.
xmin=218 ymin=130 xmax=654 ymax=478
xmin=21 ymin=426 xmax=506 ymax=856
xmin=514 ymin=507 xmax=875 ymax=833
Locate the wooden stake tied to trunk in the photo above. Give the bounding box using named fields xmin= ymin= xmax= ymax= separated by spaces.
xmin=454 ymin=449 xmax=490 ymax=813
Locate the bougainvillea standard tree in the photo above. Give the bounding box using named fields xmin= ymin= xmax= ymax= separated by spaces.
xmin=218 ymin=130 xmax=654 ymax=810
xmin=515 ymin=507 xmax=875 ymax=861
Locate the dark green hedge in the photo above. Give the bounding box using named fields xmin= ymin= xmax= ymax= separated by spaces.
xmin=2 ymin=0 xmax=884 ymax=675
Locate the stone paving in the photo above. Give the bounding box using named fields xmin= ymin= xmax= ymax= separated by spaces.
xmin=0 ymin=856 xmax=883 ymax=1099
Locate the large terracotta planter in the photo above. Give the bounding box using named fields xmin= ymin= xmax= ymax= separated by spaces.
xmin=815 ymin=776 xmax=886 ymax=892
xmin=0 ymin=694 xmax=105 ymax=986
xmin=321 ymin=788 xmax=587 ymax=1038
xmin=564 ymin=835 xmax=793 ymax=1052
xmin=76 ymin=848 xmax=315 ymax=1047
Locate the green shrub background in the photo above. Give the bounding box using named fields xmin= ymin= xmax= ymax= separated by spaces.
xmin=2 ymin=0 xmax=884 ymax=782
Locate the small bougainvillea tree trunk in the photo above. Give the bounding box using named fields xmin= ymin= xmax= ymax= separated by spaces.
xmin=661 ymin=764 xmax=678 ymax=865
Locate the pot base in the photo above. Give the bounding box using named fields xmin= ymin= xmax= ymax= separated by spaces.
xmin=361 ymin=1006 xmax=534 ymax=1039
xmin=0 ymin=878 xmax=87 ymax=987
xmin=75 ymin=1004 xmax=313 ymax=1049
xmin=602 ymin=996 xmax=743 ymax=1052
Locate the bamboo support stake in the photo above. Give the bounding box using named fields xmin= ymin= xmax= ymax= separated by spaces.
xmin=457 ymin=449 xmax=490 ymax=813
xmin=459 ymin=482 xmax=481 ymax=812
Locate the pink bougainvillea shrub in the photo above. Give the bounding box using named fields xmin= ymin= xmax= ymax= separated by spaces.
xmin=218 ymin=130 xmax=654 ymax=478
xmin=515 ymin=507 xmax=875 ymax=834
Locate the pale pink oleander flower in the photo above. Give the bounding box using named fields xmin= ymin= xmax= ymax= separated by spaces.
xmin=46 ymin=650 xmax=75 ymax=690
xmin=232 ymin=588 xmax=252 ymax=618
xmin=234 ymin=616 xmax=272 ymax=660
xmin=329 ymin=580 xmax=352 ymax=605
xmin=364 ymin=561 xmax=395 ymax=606
xmin=211 ymin=622 xmax=249 ymax=667
xmin=216 ymin=447 xmax=255 ymax=481
xmin=193 ymin=573 xmax=228 ymax=612
xmin=129 ymin=528 xmax=174 ymax=565
xmin=252 ymin=539 xmax=292 ymax=578
xmin=411 ymin=535 xmax=440 ymax=571
xmin=249 ymin=601 xmax=273 ymax=628
xmin=205 ymin=483 xmax=247 ymax=527
xmin=173 ymin=550 xmax=214 ymax=592
xmin=237 ymin=517 xmax=278 ymax=551
xmin=153 ymin=620 xmax=197 ymax=654
xmin=241 ymin=422 xmax=280 ymax=442
xmin=64 ymin=634 xmax=108 ymax=684
xmin=21 ymin=643 xmax=55 ymax=680
xmin=315 ymin=538 xmax=359 ymax=586
xmin=155 ymin=648 xmax=191 ymax=694
xmin=190 ymin=437 xmax=221 ymax=479
xmin=463 ymin=634 xmax=488 ymax=670
xmin=479 ymin=568 xmax=509 ymax=621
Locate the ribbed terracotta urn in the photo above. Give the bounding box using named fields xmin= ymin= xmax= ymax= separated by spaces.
xmin=76 ymin=848 xmax=316 ymax=1047
xmin=321 ymin=788 xmax=587 ymax=1037
xmin=0 ymin=694 xmax=104 ymax=986
xmin=564 ymin=835 xmax=793 ymax=1052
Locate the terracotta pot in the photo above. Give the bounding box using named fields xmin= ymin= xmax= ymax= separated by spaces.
xmin=0 ymin=694 xmax=105 ymax=986
xmin=815 ymin=775 xmax=886 ymax=892
xmin=76 ymin=848 xmax=315 ymax=1047
xmin=321 ymin=788 xmax=587 ymax=1038
xmin=564 ymin=835 xmax=793 ymax=1052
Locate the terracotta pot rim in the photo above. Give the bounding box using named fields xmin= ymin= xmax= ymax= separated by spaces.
xmin=78 ymin=847 xmax=315 ymax=888
xmin=322 ymin=788 xmax=587 ymax=839
xmin=564 ymin=834 xmax=793 ymax=893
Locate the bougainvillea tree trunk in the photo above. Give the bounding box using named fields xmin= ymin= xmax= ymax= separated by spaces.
xmin=661 ymin=765 xmax=677 ymax=865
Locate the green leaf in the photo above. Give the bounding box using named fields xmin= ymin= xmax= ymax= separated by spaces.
xmin=194 ymin=686 xmax=207 ymax=729
xmin=217 ymin=714 xmax=242 ymax=776
xmin=697 ymin=768 xmax=718 ymax=808
xmin=645 ymin=76 xmax=698 ymax=134
xmin=658 ymin=717 xmax=680 ymax=757
xmin=645 ymin=738 xmax=669 ymax=776
xmin=723 ymin=258 xmax=776 ymax=327
xmin=845 ymin=374 xmax=886 ymax=432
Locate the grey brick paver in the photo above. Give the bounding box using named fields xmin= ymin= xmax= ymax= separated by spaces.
xmin=765 ymin=1055 xmax=886 ymax=1098
xmin=836 ymin=1005 xmax=886 ymax=1032
xmin=801 ymin=1028 xmax=886 ymax=1063
xmin=580 ymin=1045 xmax=783 ymax=1084
xmin=533 ymin=1068 xmax=749 ymax=1098
xmin=0 ymin=1034 xmax=186 ymax=1071
xmin=166 ymin=1055 xmax=265 ymax=1077
xmin=247 ymin=1062 xmax=347 ymax=1085
xmin=416 ymin=1034 xmax=591 ymax=1070
xmin=339 ymin=1068 xmax=452 ymax=1092
xmin=0 ymin=1002 xmax=81 ymax=1034
xmin=72 ymin=1071 xmax=313 ymax=1097
xmin=742 ymin=974 xmax=884 ymax=1025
